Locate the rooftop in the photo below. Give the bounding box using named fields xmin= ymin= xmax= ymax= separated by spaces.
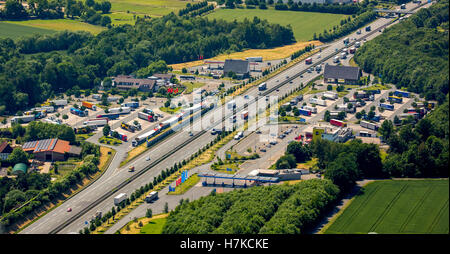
xmin=22 ymin=138 xmax=72 ymax=154
xmin=324 ymin=64 xmax=361 ymax=80
xmin=223 ymin=59 xmax=250 ymax=75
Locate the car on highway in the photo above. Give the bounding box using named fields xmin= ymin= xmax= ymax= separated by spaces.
xmin=189 ymin=131 xmax=193 ymax=136
xmin=260 ymin=148 xmax=266 ymax=152
xmin=289 ymin=81 xmax=293 ymax=84
xmin=256 ymin=129 xmax=262 ymax=134
xmin=128 ymin=166 xmax=135 ymax=172
xmin=276 ymin=89 xmax=279 ymax=92
xmin=244 ymin=95 xmax=249 ymax=99
xmin=146 ymin=156 xmax=150 ymax=161
xmin=300 ymin=75 xmax=303 ymax=78
xmin=67 ymin=207 xmax=72 ymax=212
xmin=286 ymin=76 xmax=289 ymax=79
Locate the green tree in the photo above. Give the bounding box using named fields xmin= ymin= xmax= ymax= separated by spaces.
xmin=8 ymin=148 xmax=28 ymax=165
xmin=103 ymin=124 xmax=111 ymax=137
xmin=325 ymin=152 xmax=359 ymax=193
xmin=146 ymin=208 xmax=152 ymax=218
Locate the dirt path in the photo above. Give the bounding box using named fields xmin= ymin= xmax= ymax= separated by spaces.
xmin=310 ymin=179 xmax=377 ymax=234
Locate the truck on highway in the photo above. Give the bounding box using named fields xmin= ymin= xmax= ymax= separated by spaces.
xmin=145 ymin=191 xmax=158 ymax=203
xmin=343 ymin=37 xmax=350 ymax=44
xmin=333 ymin=56 xmax=340 ymax=63
xmin=114 ymin=193 xmax=128 ymax=206
xmin=360 ymin=120 xmax=379 ymax=130
xmin=400 ymin=3 xmax=406 ymax=9
xmin=330 ymin=119 xmax=347 ymax=127
xmin=349 ymin=47 xmax=356 ymax=54
xmin=340 ymin=52 xmax=347 ymax=59
xmin=128 ymin=166 xmax=135 ymax=172
xmin=305 ymin=57 xmax=312 ymax=64
xmin=227 ymin=100 xmax=236 ymax=110
xmin=355 ymin=41 xmax=361 ymax=48
xmin=258 ymin=82 xmax=267 ymax=91
xmin=11 ymin=115 xmax=35 ymax=124
xmin=82 ymin=101 xmax=97 ymax=111
xmin=365 ymin=26 xmax=371 ymax=32
xmin=241 ymin=111 xmax=249 ymax=120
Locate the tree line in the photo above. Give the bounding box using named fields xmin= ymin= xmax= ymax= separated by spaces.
xmin=0 ymin=0 xmax=112 ymax=27
xmin=0 ymin=13 xmax=295 ymax=115
xmin=354 ymin=0 xmax=449 ymax=104
xmin=162 ymin=179 xmax=339 ymax=234
xmin=274 ymin=0 xmax=366 ymax=15
xmin=178 ymin=1 xmax=208 ymax=16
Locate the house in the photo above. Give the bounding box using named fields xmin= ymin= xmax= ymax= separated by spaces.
xmin=0 ymin=142 xmax=13 ymax=160
xmin=112 ymin=75 xmax=158 ymax=92
xmin=223 ymin=59 xmax=250 ymax=79
xmin=323 ymin=64 xmax=361 ymax=85
xmin=22 ymin=138 xmax=81 ymax=161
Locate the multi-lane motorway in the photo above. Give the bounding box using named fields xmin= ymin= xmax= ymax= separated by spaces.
xmin=20 ymin=1 xmax=430 ymax=234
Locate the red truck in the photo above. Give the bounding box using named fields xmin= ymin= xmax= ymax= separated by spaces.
xmin=330 ymin=119 xmax=347 ymax=127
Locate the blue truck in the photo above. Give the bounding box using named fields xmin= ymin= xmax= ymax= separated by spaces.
xmin=388 ymin=96 xmax=403 ymax=104
xmin=97 ymin=113 xmax=120 ymax=120
xmin=363 ymin=114 xmax=381 ymax=122
xmin=298 ymin=109 xmax=311 ymax=116
xmin=121 ymin=102 xmax=139 ymax=109
xmin=379 ymin=103 xmax=394 ymax=111
xmin=70 ymin=108 xmax=88 ymax=117
xmin=394 ymin=90 xmax=410 ymax=98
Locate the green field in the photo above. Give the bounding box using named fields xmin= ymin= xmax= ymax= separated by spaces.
xmin=206 ymin=8 xmax=349 ymax=41
xmin=4 ymin=19 xmax=107 ymax=35
xmin=325 ymin=180 xmax=449 ymax=234
xmin=0 ymin=22 xmax=56 ymax=39
xmin=109 ymin=0 xmax=200 ymax=17
xmin=140 ymin=217 xmax=167 ymax=234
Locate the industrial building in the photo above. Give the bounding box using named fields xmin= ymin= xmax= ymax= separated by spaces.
xmin=312 ymin=126 xmax=353 ymax=143
xmin=323 ymin=64 xmax=361 ymax=85
xmin=223 ymin=59 xmax=250 ymax=79
xmin=111 ymin=73 xmax=173 ymax=92
xmin=22 ymin=138 xmax=81 ymax=161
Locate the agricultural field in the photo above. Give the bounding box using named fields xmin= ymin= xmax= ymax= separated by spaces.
xmin=109 ymin=0 xmax=201 ymax=17
xmin=324 ymin=180 xmax=449 ymax=234
xmin=3 ymin=19 xmax=106 ymax=36
xmin=206 ymin=8 xmax=349 ymax=41
xmin=0 ymin=22 xmax=55 ymax=39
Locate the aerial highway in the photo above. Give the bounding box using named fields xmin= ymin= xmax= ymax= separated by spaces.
xmin=19 ymin=0 xmax=430 ymax=234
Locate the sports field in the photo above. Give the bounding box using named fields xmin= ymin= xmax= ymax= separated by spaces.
xmin=206 ymin=8 xmax=349 ymax=41
xmin=0 ymin=22 xmax=56 ymax=39
xmin=324 ymin=180 xmax=449 ymax=234
xmin=4 ymin=19 xmax=107 ymax=35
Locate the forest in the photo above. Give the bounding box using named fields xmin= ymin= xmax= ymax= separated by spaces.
xmin=0 ymin=13 xmax=295 ymax=114
xmin=162 ymin=179 xmax=339 ymax=234
xmin=354 ymin=0 xmax=449 ymax=103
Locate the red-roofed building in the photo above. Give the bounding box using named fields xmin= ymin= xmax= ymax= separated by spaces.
xmin=22 ymin=138 xmax=81 ymax=161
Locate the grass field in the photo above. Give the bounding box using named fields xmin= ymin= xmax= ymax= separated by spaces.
xmin=324 ymin=179 xmax=449 ymax=234
xmin=206 ymin=8 xmax=349 ymax=41
xmin=182 ymin=81 xmax=206 ymax=94
xmin=3 ymin=19 xmax=106 ymax=36
xmin=0 ymin=22 xmax=56 ymax=39
xmin=109 ymin=0 xmax=200 ymax=17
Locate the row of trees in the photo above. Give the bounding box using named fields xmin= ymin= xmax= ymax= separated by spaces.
xmin=162 ymin=179 xmax=339 ymax=234
xmin=0 ymin=13 xmax=295 ymax=114
xmin=0 ymin=0 xmax=111 ymax=24
xmin=178 ymin=1 xmax=208 ymax=16
xmin=274 ymin=0 xmax=366 ymax=15
xmin=354 ymin=0 xmax=449 ymax=103
xmin=318 ymin=10 xmax=377 ymax=42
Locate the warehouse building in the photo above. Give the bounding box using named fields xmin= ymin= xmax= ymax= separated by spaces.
xmin=22 ymin=138 xmax=81 ymax=161
xmin=223 ymin=59 xmax=250 ymax=79
xmin=323 ymin=64 xmax=361 ymax=85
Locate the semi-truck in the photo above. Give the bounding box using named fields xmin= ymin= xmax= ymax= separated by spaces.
xmin=309 ymin=97 xmax=327 ymax=106
xmin=388 ymin=96 xmax=403 ymax=104
xmin=82 ymin=101 xmax=97 ymax=111
xmin=51 ymin=99 xmax=68 ymax=107
xmin=108 ymin=107 xmax=131 ymax=114
xmin=145 ymin=191 xmax=158 ymax=203
xmin=258 ymin=82 xmax=267 ymax=91
xmin=340 ymin=52 xmax=347 ymax=59
xmin=355 ymin=41 xmax=361 ymax=48
xmin=83 ymin=119 xmax=108 ymax=127
xmin=363 ymin=114 xmax=381 ymax=122
xmin=302 ymin=106 xmax=317 ymax=114
xmin=299 ymin=108 xmax=312 ymax=116
xmin=96 ymin=113 xmax=120 ymax=120
xmin=227 ymin=100 xmax=236 ymax=110
xmin=121 ymin=102 xmax=139 ymax=109
xmin=11 ymin=115 xmax=35 ymax=124
xmin=349 ymin=47 xmax=356 ymax=54
xmin=343 ymin=37 xmax=350 ymax=44
xmin=323 ymin=92 xmax=338 ymax=100
xmin=138 ymin=111 xmax=155 ymax=122
xmin=379 ymin=103 xmax=394 ymax=111
xmin=365 ymin=26 xmax=371 ymax=32
xmin=333 ymin=56 xmax=340 ymax=63
xmin=360 ymin=120 xmax=379 ymax=130
xmin=330 ymin=119 xmax=347 ymax=127
xmin=32 ymin=106 xmax=55 ymax=113
xmin=114 ymin=193 xmax=127 ymax=206
xmin=110 ymin=131 xmax=127 ymax=141
xmin=305 ymin=58 xmax=312 ymax=64
xmin=394 ymin=90 xmax=410 ymax=98
xmin=70 ymin=108 xmax=88 ymax=117
xmin=121 ymin=122 xmax=136 ymax=132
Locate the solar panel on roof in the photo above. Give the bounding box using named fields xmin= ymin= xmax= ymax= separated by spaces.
xmin=50 ymin=138 xmax=58 ymax=150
